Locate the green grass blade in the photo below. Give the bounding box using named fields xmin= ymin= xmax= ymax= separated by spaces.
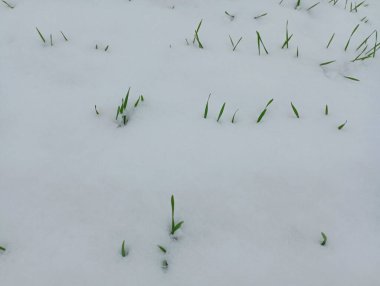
xmin=338 ymin=120 xmax=347 ymax=130
xmin=171 ymin=195 xmax=175 ymax=234
xmin=344 ymin=76 xmax=360 ymax=81
xmin=121 ymin=240 xmax=127 ymax=257
xmin=320 ymin=232 xmax=327 ymax=246
xmin=158 ymin=245 xmax=167 ymax=253
xmin=217 ymin=102 xmax=226 ymax=122
xmin=266 ymin=98 xmax=274 ymax=108
xmin=282 ymin=34 xmax=293 ymax=49
xmin=0 ymin=246 xmax=6 ymax=251
xmin=233 ymin=37 xmax=243 ymax=51
xmin=60 ymin=31 xmax=68 ymax=41
xmin=291 ymin=102 xmax=300 ymax=118
xmin=173 ymin=221 xmax=184 ymax=233
xmin=320 ymin=60 xmax=336 ymax=66
xmin=134 ymin=97 xmax=141 ymax=108
xmin=36 ymin=27 xmax=46 ymax=43
xmin=254 ymin=13 xmax=268 ymax=19
xmin=1 ymin=0 xmax=14 ymax=8
xmin=231 ymin=109 xmax=239 ymax=123
xmin=204 ymin=93 xmax=211 ymax=119
xmin=307 ymin=2 xmax=320 ymax=11
xmin=344 ymin=24 xmax=360 ymax=51
xmin=257 ymin=109 xmax=267 ymax=123
xmin=325 ymin=104 xmax=328 ymax=115
xmin=123 ymin=88 xmax=130 ymax=110
xmin=326 ymin=33 xmax=335 ymax=49
xmin=193 ymin=19 xmax=203 ymax=44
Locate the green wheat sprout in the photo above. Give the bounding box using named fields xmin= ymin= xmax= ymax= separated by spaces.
xmin=256 ymin=31 xmax=269 ymax=55
xmin=338 ymin=120 xmax=347 ymax=130
xmin=217 ymin=103 xmax=226 ymax=122
xmin=170 ymin=195 xmax=184 ymax=236
xmin=203 ymin=93 xmax=211 ymax=119
xmin=291 ymin=102 xmax=300 ymax=118
xmin=320 ymin=232 xmax=327 ymax=246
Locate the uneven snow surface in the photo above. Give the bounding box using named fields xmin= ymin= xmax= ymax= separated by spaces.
xmin=1 ymin=0 xmax=380 ymax=285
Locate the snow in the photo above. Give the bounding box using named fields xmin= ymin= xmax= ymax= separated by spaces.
xmin=1 ymin=0 xmax=380 ymax=285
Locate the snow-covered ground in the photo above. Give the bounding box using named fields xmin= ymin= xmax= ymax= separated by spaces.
xmin=1 ymin=0 xmax=380 ymax=285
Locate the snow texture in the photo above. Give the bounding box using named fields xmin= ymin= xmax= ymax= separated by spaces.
xmin=1 ymin=0 xmax=380 ymax=285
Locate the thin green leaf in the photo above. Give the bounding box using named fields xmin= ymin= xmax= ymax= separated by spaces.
xmin=320 ymin=232 xmax=327 ymax=246
xmin=36 ymin=27 xmax=46 ymax=43
xmin=291 ymin=102 xmax=300 ymax=118
xmin=231 ymin=109 xmax=239 ymax=123
xmin=217 ymin=102 xmax=226 ymax=122
xmin=121 ymin=240 xmax=128 ymax=257
xmin=257 ymin=109 xmax=267 ymax=123
xmin=344 ymin=76 xmax=360 ymax=81
xmin=320 ymin=60 xmax=336 ymax=66
xmin=338 ymin=120 xmax=347 ymax=130
xmin=158 ymin=245 xmax=167 ymax=253
xmin=204 ymin=93 xmax=211 ymax=119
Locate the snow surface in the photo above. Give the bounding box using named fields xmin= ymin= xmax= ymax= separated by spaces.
xmin=1 ymin=0 xmax=380 ymax=285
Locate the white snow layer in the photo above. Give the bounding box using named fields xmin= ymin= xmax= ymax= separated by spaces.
xmin=1 ymin=0 xmax=380 ymax=285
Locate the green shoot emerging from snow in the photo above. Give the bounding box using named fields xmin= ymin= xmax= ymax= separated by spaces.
xmin=282 ymin=21 xmax=292 ymax=49
xmin=229 ymin=35 xmax=243 ymax=51
xmin=0 ymin=246 xmax=5 ymax=252
xmin=254 ymin=13 xmax=268 ymax=20
xmin=158 ymin=245 xmax=167 ymax=253
xmin=225 ymin=11 xmax=235 ymax=21
xmin=121 ymin=240 xmax=128 ymax=257
xmin=170 ymin=195 xmax=184 ymax=236
xmin=203 ymin=93 xmax=211 ymax=119
xmin=338 ymin=120 xmax=347 ymax=130
xmin=116 ymin=88 xmax=130 ymax=119
xmin=320 ymin=232 xmax=327 ymax=246
xmin=60 ymin=31 xmax=68 ymax=41
xmin=291 ymin=102 xmax=300 ymax=118
xmin=95 ymin=105 xmax=99 ymax=115
xmin=217 ymin=102 xmax=226 ymax=122
xmin=193 ymin=20 xmax=204 ymax=49
xmin=1 ymin=0 xmax=14 ymax=8
xmin=257 ymin=99 xmax=274 ymax=123
xmin=320 ymin=60 xmax=336 ymax=66
xmin=344 ymin=76 xmax=360 ymax=81
xmin=307 ymin=2 xmax=320 ymax=11
xmin=256 ymin=31 xmax=269 ymax=55
xmin=344 ymin=24 xmax=360 ymax=51
xmin=326 ymin=33 xmax=335 ymax=49
xmin=295 ymin=0 xmax=301 ymax=9
xmin=36 ymin=27 xmax=46 ymax=43
xmin=325 ymin=105 xmax=328 ymax=115
xmin=231 ymin=109 xmax=239 ymax=123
